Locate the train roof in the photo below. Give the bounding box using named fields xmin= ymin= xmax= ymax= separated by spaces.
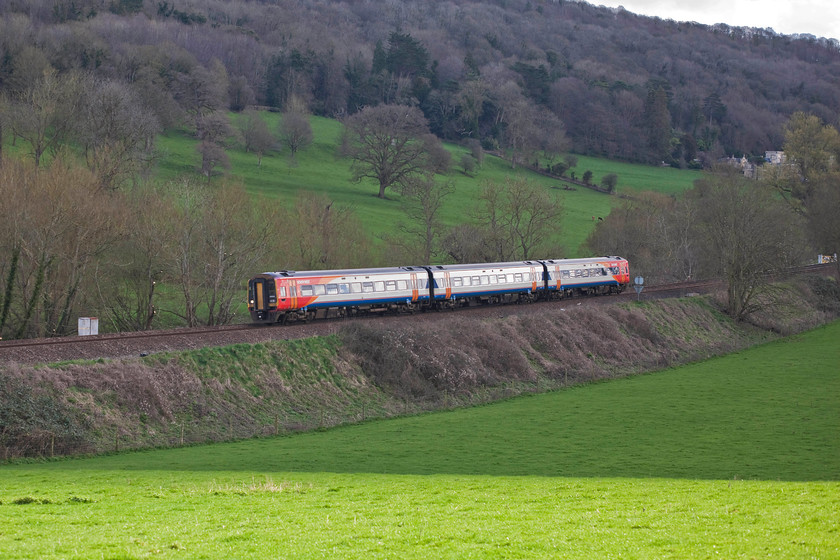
xmin=254 ymin=266 xmax=424 ymax=278
xmin=540 ymin=256 xmax=626 ymax=265
xmin=253 ymin=257 xmax=626 ymax=280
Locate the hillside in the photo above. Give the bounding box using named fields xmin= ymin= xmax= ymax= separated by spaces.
xmin=1 ymin=0 xmax=838 ymax=166
xmin=156 ymin=115 xmax=702 ymax=256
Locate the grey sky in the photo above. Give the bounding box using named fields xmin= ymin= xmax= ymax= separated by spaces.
xmin=592 ymin=0 xmax=839 ymax=40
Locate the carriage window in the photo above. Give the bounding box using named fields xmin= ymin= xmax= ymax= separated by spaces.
xmin=351 ymin=282 xmax=362 ymax=293
xmin=374 ymin=281 xmax=385 ymax=291
xmin=339 ymin=284 xmax=350 ymax=294
xmin=385 ymin=280 xmax=397 ymax=291
xmin=362 ymin=282 xmax=374 ymax=293
xmin=471 ymin=276 xmax=480 ymax=285
xmin=481 ymin=275 xmax=490 ymax=285
xmin=562 ymin=270 xmax=570 ymax=279
xmin=313 ymin=284 xmax=326 ymax=295
xmin=326 ymin=284 xmax=339 ymax=295
xmin=514 ymin=273 xmax=523 ymax=283
xmin=489 ymin=275 xmax=497 ymax=284
xmin=417 ymin=279 xmax=427 ymax=289
xmin=453 ymin=277 xmax=463 ymax=287
xmin=498 ymin=274 xmax=507 ymax=283
xmin=397 ymin=280 xmax=408 ymax=290
xmin=300 ymin=285 xmax=313 ymax=296
xmin=279 ymin=287 xmax=287 ymax=297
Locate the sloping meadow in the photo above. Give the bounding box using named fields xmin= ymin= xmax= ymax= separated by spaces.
xmin=1 ymin=277 xmax=838 ymax=459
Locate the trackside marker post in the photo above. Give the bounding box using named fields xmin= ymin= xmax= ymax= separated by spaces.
xmin=634 ymin=276 xmax=644 ymax=301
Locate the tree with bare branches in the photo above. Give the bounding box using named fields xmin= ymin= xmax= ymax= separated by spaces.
xmin=343 ymin=104 xmax=437 ymax=199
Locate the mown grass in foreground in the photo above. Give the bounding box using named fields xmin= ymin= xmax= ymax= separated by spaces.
xmin=1 ymin=321 xmax=837 ymax=559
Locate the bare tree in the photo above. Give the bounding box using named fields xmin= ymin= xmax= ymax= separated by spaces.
xmin=343 ymin=104 xmax=436 ymax=198
xmin=173 ymin=60 xmax=228 ymax=129
xmin=586 ymin=191 xmax=699 ymax=284
xmin=279 ymin=97 xmax=314 ymax=166
xmin=239 ymin=109 xmax=275 ymax=166
xmin=9 ymin=70 xmax=82 ymax=166
xmin=202 ymin=182 xmax=274 ymax=325
xmin=76 ymin=77 xmax=160 ymax=190
xmin=0 ymin=159 xmax=119 ymax=338
xmin=157 ymin=178 xmax=270 ymax=326
xmin=502 ymin=178 xmax=565 ymax=259
xmin=397 ymin=176 xmax=455 ymax=263
xmin=96 ymin=186 xmax=172 ymax=332
xmin=283 ymin=192 xmax=376 ymax=269
xmin=196 ymin=111 xmax=237 ymax=181
xmin=470 ymin=178 xmax=565 ymax=261
xmin=691 ymin=167 xmax=807 ymax=321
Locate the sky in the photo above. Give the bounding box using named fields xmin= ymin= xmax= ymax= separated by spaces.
xmin=592 ymin=0 xmax=840 ymax=41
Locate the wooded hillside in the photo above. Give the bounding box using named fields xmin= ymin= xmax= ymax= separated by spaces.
xmin=2 ymin=0 xmax=838 ymax=165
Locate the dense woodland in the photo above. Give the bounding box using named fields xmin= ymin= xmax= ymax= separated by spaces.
xmin=1 ymin=0 xmax=839 ymax=338
xmin=1 ymin=0 xmax=839 ymax=165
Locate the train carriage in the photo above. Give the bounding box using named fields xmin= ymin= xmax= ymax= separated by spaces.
xmin=249 ymin=266 xmax=431 ymax=323
xmin=542 ymin=256 xmax=630 ymax=297
xmin=426 ymin=261 xmax=546 ymax=306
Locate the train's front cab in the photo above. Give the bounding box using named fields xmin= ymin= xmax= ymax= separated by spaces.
xmin=248 ymin=272 xmax=292 ymax=323
xmin=607 ymin=257 xmax=631 ymax=290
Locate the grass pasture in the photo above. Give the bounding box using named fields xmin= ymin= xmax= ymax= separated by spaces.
xmin=154 ymin=115 xmax=700 ymax=257
xmin=1 ymin=321 xmax=837 ymax=559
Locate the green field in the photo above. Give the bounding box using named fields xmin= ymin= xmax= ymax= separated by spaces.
xmin=2 ymin=114 xmax=701 ymax=257
xmin=1 ymin=321 xmax=837 ymax=558
xmin=155 ymin=115 xmax=701 ymax=257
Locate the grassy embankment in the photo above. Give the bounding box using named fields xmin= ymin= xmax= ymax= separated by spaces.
xmin=2 ymin=276 xmax=837 ymax=457
xmin=0 ymin=318 xmax=837 ymax=558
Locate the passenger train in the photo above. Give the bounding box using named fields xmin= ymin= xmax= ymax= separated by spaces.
xmin=248 ymin=256 xmax=629 ymax=324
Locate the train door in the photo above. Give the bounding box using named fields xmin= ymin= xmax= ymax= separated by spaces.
xmin=530 ymin=266 xmax=538 ymax=292
xmin=252 ymin=279 xmax=266 ymax=312
xmin=249 ymin=276 xmax=276 ymax=318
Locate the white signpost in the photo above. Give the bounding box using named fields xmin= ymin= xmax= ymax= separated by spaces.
xmin=634 ymin=276 xmax=644 ymax=301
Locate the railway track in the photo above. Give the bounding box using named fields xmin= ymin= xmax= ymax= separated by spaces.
xmin=1 ymin=263 xmax=834 ymax=365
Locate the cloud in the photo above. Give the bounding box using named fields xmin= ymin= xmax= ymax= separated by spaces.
xmin=597 ymin=0 xmax=839 ymax=40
